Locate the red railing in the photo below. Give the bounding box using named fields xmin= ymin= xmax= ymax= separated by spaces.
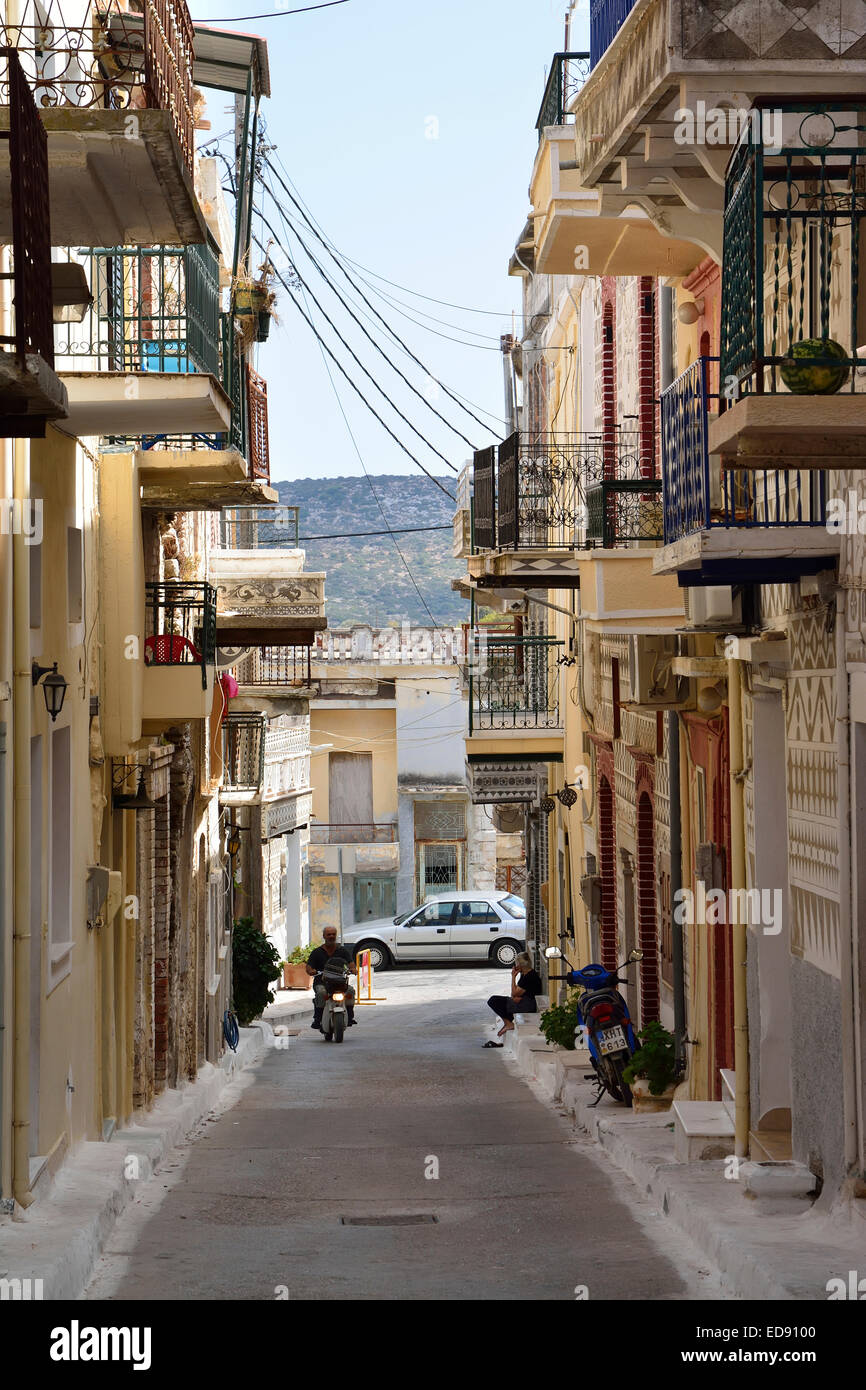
xmin=0 ymin=49 xmax=53 ymax=365
xmin=247 ymin=366 xmax=270 ymax=482
xmin=0 ymin=0 xmax=195 ymax=178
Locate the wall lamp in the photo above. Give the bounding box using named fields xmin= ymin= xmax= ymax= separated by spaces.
xmin=32 ymin=661 xmax=68 ymax=722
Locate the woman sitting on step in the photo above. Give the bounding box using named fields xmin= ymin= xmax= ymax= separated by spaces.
xmin=483 ymin=953 xmax=542 ymax=1046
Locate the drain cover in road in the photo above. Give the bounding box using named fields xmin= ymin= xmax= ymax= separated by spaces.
xmin=341 ymin=1215 xmax=438 ymax=1226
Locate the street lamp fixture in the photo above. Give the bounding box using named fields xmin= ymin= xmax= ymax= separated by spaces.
xmin=32 ymin=661 xmax=68 ymax=722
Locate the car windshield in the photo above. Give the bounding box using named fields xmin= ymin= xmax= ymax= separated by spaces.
xmin=499 ymin=894 xmax=526 ymax=919
xmin=393 ymin=909 xmax=415 ymax=925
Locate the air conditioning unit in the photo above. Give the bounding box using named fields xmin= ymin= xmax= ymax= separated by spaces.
xmin=684 ymin=586 xmax=742 ymax=629
xmin=627 ymin=634 xmax=683 ymax=707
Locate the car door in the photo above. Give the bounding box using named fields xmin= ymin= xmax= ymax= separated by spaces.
xmin=449 ymin=900 xmax=505 ymax=960
xmin=392 ymin=901 xmax=455 ymax=961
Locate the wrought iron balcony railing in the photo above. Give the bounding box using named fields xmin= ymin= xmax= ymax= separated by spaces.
xmin=235 ymin=645 xmax=312 ymax=688
xmin=222 ymin=712 xmax=266 ymax=794
xmin=219 ymin=506 xmax=300 ymax=550
xmin=55 ymin=245 xmax=220 ymax=377
xmin=468 ymin=634 xmax=563 ymax=734
xmin=660 ymin=357 xmax=829 ymax=544
xmin=143 ymin=581 xmax=217 ymax=689
xmin=0 ymin=49 xmax=53 ymax=367
xmin=474 ymin=431 xmax=661 ymax=552
xmin=0 ymin=0 xmax=195 ymax=178
xmin=590 ymin=0 xmax=637 ymax=68
xmin=308 ymin=823 xmax=397 ymax=845
xmin=247 ymin=365 xmax=269 ymax=482
xmin=535 ymin=52 xmax=590 ymax=137
xmin=721 ymin=103 xmax=866 ymax=401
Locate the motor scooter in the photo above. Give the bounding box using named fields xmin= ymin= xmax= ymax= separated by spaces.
xmin=545 ymin=946 xmax=643 ymax=1106
xmin=319 ymin=958 xmax=351 ymax=1043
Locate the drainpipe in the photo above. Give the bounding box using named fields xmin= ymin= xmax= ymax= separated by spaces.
xmin=12 ymin=436 xmax=33 ymax=1207
xmin=836 ymin=587 xmax=858 ymax=1179
xmin=0 ymin=720 xmax=6 ymax=1204
xmin=501 ymin=334 xmax=517 ymax=434
xmin=728 ymin=656 xmax=750 ymax=1159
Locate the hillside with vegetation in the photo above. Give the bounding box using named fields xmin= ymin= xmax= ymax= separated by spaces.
xmin=277 ymin=475 xmax=466 ymax=627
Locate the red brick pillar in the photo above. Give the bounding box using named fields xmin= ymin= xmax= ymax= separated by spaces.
xmin=153 ymin=797 xmax=171 ymax=1091
xmin=635 ymin=770 xmax=660 ymax=1025
xmin=638 ymin=276 xmax=656 ymax=479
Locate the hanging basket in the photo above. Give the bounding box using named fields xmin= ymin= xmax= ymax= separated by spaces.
xmin=234 ymin=283 xmax=270 ymax=317
xmin=255 ymin=309 xmax=272 ymax=342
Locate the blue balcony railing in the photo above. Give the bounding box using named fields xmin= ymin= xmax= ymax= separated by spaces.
xmin=660 ymin=357 xmax=829 ymax=544
xmin=590 ymin=0 xmax=636 ymax=67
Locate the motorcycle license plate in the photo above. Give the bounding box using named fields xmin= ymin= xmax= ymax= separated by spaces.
xmin=598 ymin=1026 xmax=626 ymax=1055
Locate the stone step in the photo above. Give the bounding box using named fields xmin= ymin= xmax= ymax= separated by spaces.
xmin=673 ymin=1100 xmax=734 ymax=1162
xmin=749 ymin=1128 xmax=793 ymax=1163
xmin=720 ymin=1067 xmax=736 ymax=1122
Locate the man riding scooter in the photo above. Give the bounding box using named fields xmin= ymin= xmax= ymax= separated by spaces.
xmin=305 ymin=928 xmax=358 ymax=1030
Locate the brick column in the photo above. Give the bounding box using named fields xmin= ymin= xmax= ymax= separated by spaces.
xmin=635 ymin=759 xmax=660 ymax=1025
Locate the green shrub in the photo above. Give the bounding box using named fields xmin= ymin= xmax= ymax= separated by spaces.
xmin=538 ymin=992 xmax=582 ymax=1050
xmin=622 ymin=1020 xmax=677 ymax=1095
xmin=284 ymin=944 xmax=314 ymax=964
xmin=232 ymin=917 xmax=282 ymax=1026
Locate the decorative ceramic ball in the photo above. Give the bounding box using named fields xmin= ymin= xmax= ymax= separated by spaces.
xmin=780 ymin=338 xmax=849 ymax=394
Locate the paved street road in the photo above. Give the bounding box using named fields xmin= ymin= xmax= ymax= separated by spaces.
xmin=85 ymin=966 xmax=726 ymax=1301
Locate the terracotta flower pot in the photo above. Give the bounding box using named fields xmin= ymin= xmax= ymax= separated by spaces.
xmin=282 ymin=963 xmax=312 ymax=991
xmin=630 ymin=1078 xmax=677 ymax=1113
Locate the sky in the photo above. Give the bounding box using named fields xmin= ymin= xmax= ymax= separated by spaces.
xmin=189 ymin=0 xmax=590 ymax=487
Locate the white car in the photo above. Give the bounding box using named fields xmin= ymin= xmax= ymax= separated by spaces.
xmin=341 ymin=891 xmax=527 ymax=971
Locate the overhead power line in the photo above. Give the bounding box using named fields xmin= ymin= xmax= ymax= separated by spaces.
xmin=298 ymin=525 xmax=452 ymax=540
xmin=251 ymin=229 xmax=455 ymax=501
xmin=197 ymin=0 xmax=350 ymax=19
xmin=253 ymin=202 xmax=458 ymax=474
xmin=259 ymin=176 xmax=477 ymax=451
xmin=261 ymin=153 xmax=502 ymax=428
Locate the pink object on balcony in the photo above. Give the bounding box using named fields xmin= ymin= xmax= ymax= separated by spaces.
xmin=220 ymin=673 xmax=239 ymax=700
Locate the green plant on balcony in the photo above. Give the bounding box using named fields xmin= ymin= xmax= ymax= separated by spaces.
xmin=233 ymin=254 xmax=277 ymax=345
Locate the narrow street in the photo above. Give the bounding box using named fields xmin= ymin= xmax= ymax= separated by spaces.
xmin=85 ymin=968 xmax=726 ymax=1302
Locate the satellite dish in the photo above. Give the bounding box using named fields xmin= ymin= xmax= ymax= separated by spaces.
xmin=216 ymin=647 xmax=252 ymax=669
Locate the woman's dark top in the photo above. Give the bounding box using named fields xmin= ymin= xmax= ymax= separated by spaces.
xmin=516 ymin=969 xmax=542 ymax=1001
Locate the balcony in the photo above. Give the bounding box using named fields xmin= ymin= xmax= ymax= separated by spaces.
xmin=0 ymin=3 xmax=205 ymax=245
xmin=220 ymin=712 xmax=266 ymax=804
xmin=307 ymin=821 xmax=399 ymax=874
xmin=468 ymin=430 xmax=663 ymax=589
xmin=655 ymin=358 xmax=839 ymax=587
xmin=228 ymin=645 xmax=316 ymax=716
xmin=142 ymin=580 xmax=217 ymax=730
xmin=211 ymin=506 xmax=326 ymax=647
xmin=466 ymin=634 xmax=564 ymax=762
xmin=313 ymin=624 xmax=464 ymax=668
xmin=712 ymin=104 xmax=866 ymax=470
xmin=0 ymin=50 xmax=67 ymax=435
xmin=551 ymin=1 xmax=866 ymax=278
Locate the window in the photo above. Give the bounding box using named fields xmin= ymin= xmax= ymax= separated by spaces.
xmin=416 ymin=902 xmax=455 ymax=926
xmin=454 ymin=901 xmax=499 ymax=924
xmin=49 ymin=726 xmax=72 ymax=985
xmin=499 ymin=894 xmax=527 ymax=919
xmin=30 ymin=541 xmax=42 ymax=629
xmin=67 ymin=526 xmax=83 ymax=624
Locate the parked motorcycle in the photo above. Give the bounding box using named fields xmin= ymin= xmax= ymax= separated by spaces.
xmin=319 ymin=958 xmax=352 ymax=1044
xmin=545 ymin=946 xmax=643 ymax=1106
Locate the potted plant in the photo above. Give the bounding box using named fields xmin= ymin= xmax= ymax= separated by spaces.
xmin=282 ymin=943 xmax=314 ymax=991
xmin=538 ymin=992 xmax=582 ymax=1050
xmin=622 ymin=1021 xmax=679 ymax=1112
xmin=233 ymin=256 xmax=277 ymax=343
xmin=231 ymin=917 xmax=283 ymax=1025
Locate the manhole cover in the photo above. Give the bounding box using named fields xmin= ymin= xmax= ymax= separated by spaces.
xmin=340 ymin=1215 xmax=438 ymax=1226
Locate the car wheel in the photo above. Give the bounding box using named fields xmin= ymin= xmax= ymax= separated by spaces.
xmin=356 ymin=940 xmax=393 ymax=972
xmin=491 ymin=939 xmax=520 ymax=967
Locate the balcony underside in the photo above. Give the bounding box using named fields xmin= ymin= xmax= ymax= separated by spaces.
xmin=230 ymin=691 xmax=313 ymax=713
xmin=0 ymin=108 xmax=206 ymax=246
xmin=467 ymin=549 xmax=582 ymax=590
xmin=215 ymin=618 xmax=326 ymax=646
xmin=465 ymin=731 xmax=564 ymax=761
xmin=58 ymin=372 xmax=232 ymax=438
xmin=535 ymin=198 xmax=706 ymax=278
xmin=709 ymin=396 xmax=866 ymax=469
xmin=653 ymin=529 xmax=839 ymax=587
xmin=0 ymin=350 xmax=68 ymax=436
xmin=137 ymin=448 xmax=278 ymax=510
